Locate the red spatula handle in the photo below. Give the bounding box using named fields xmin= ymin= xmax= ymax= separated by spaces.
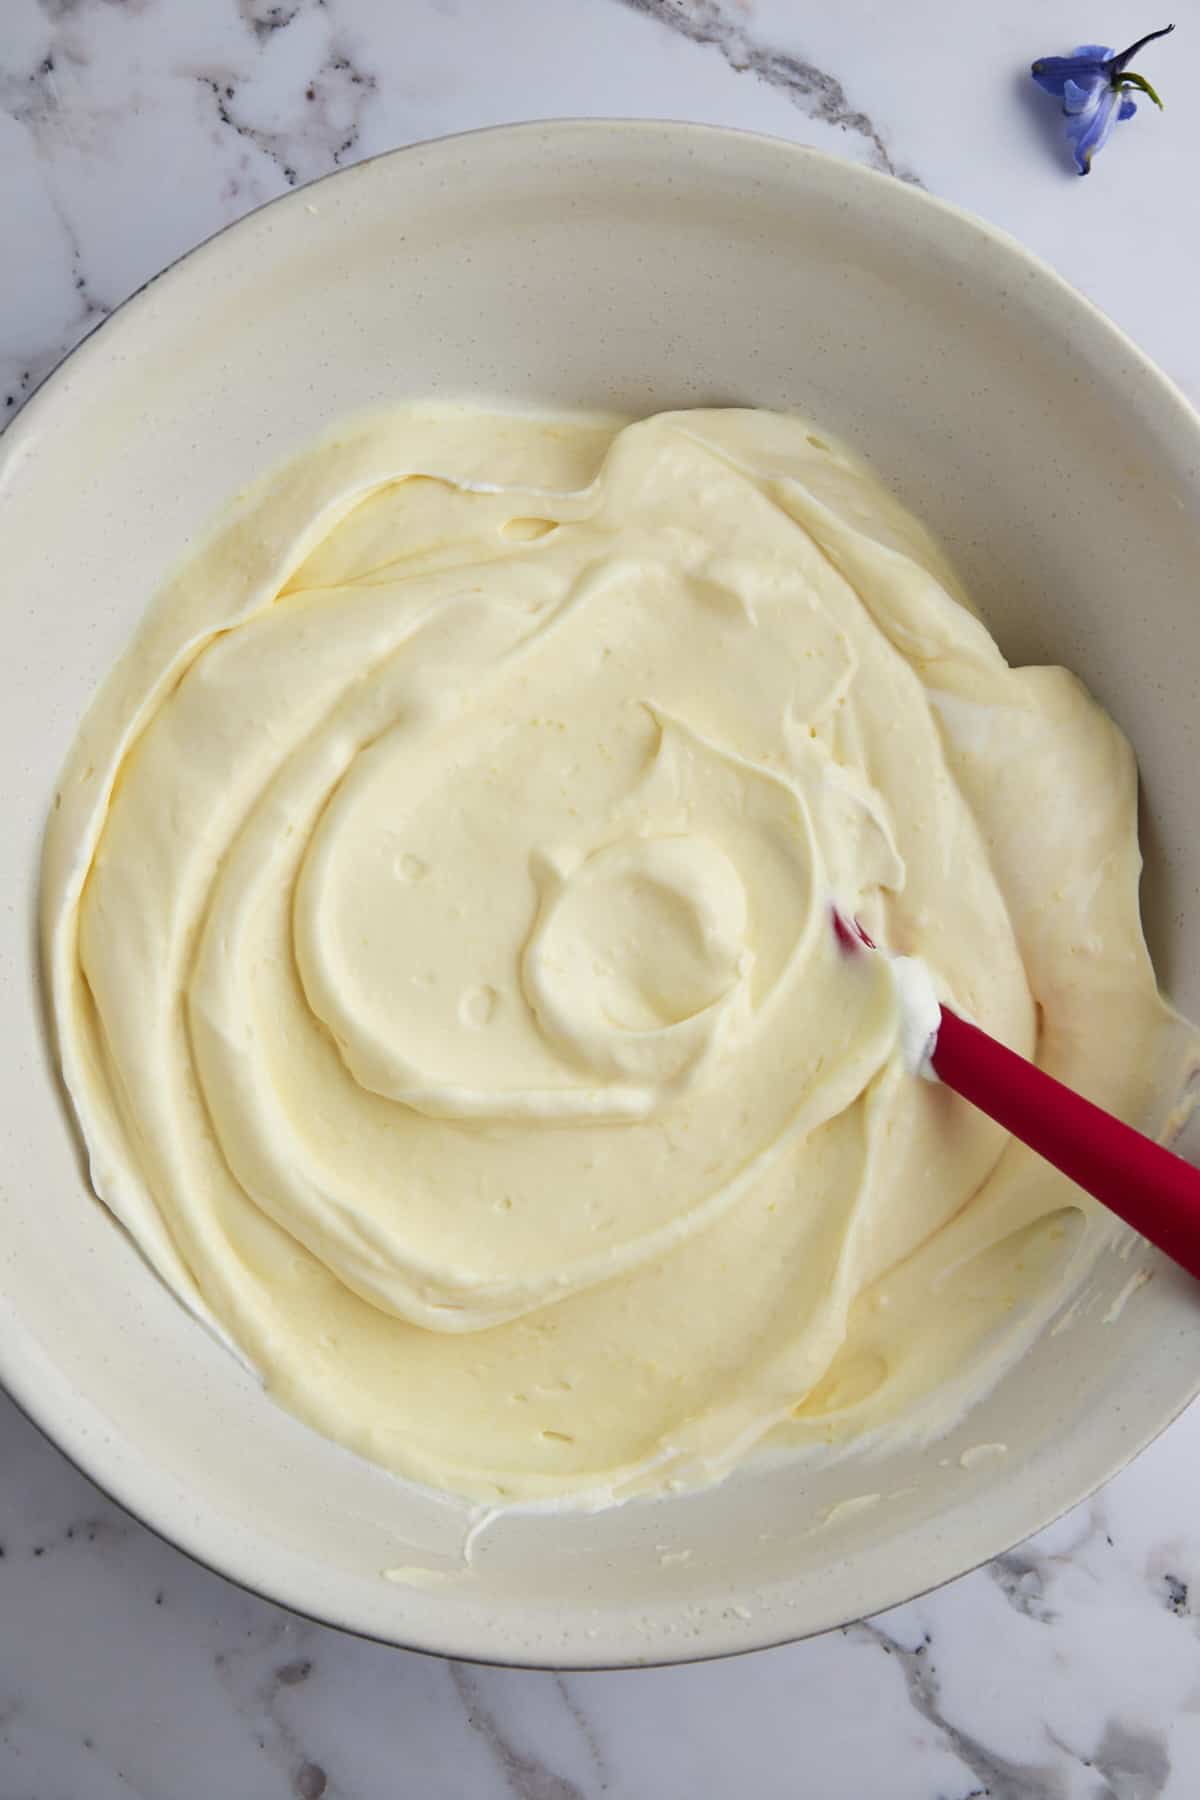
xmin=931 ymin=1006 xmax=1200 ymax=1283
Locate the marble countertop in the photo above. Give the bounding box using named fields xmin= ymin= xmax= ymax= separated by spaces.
xmin=3 ymin=2 xmax=1199 ymax=1794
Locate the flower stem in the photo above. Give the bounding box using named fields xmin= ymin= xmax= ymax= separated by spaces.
xmin=1118 ymin=70 xmax=1166 ymax=108
xmin=1111 ymin=24 xmax=1175 ymax=72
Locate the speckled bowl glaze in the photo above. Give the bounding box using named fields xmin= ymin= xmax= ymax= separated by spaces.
xmin=2 ymin=122 xmax=1199 ymax=1668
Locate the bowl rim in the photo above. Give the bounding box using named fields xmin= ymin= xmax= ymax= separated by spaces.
xmin=4 ymin=116 xmax=1199 ymax=1669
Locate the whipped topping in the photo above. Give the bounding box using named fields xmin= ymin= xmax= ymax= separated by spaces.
xmin=43 ymin=406 xmax=1198 ymax=1505
xmin=891 ymin=954 xmax=944 ymax=1077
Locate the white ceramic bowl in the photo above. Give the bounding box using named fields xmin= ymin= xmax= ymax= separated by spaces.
xmin=3 ymin=122 xmax=1199 ymax=1668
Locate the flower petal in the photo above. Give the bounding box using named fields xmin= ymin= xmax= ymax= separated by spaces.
xmin=1065 ymin=83 xmax=1121 ymax=173
xmin=1118 ymin=94 xmax=1138 ymax=120
xmin=1062 ymin=74 xmax=1106 ymax=114
xmin=1030 ymin=47 xmax=1113 ymax=97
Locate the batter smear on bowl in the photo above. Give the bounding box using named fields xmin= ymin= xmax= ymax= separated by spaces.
xmin=43 ymin=407 xmax=1199 ymax=1505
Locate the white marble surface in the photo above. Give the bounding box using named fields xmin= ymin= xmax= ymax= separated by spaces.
xmin=3 ymin=2 xmax=1199 ymax=1794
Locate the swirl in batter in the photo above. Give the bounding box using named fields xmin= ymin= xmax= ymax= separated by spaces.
xmin=43 ymin=408 xmax=1190 ymax=1503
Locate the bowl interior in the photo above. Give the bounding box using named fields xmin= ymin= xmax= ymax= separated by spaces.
xmin=2 ymin=121 xmax=1199 ymax=1666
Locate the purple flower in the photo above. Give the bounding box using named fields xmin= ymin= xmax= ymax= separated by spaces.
xmin=1031 ymin=25 xmax=1174 ymax=173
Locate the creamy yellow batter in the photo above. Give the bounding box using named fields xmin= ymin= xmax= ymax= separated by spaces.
xmin=43 ymin=407 xmax=1192 ymax=1504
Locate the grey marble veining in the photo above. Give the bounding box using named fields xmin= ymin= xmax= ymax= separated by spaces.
xmin=5 ymin=1379 xmax=1200 ymax=1794
xmin=616 ymin=0 xmax=919 ymax=181
xmin=3 ymin=2 xmax=1200 ymax=1795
